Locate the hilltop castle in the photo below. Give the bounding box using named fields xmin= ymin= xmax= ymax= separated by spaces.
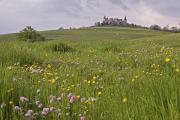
xmin=103 ymin=16 xmax=127 ymax=25
xmin=94 ymin=16 xmax=128 ymax=26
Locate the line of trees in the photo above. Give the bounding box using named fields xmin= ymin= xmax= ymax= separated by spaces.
xmin=94 ymin=20 xmax=180 ymax=33
xmin=150 ymin=25 xmax=180 ymax=33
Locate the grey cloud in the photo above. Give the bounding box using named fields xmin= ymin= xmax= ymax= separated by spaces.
xmin=0 ymin=0 xmax=180 ymax=34
xmin=141 ymin=0 xmax=180 ymax=17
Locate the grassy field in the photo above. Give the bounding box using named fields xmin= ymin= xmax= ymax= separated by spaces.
xmin=0 ymin=27 xmax=180 ymax=120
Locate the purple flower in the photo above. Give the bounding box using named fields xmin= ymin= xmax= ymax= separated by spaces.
xmin=67 ymin=93 xmax=73 ymax=99
xmin=80 ymin=116 xmax=86 ymax=120
xmin=69 ymin=95 xmax=76 ymax=103
xmin=49 ymin=107 xmax=54 ymax=112
xmin=20 ymin=97 xmax=29 ymax=103
xmin=14 ymin=106 xmax=21 ymax=112
xmin=80 ymin=98 xmax=86 ymax=103
xmin=25 ymin=110 xmax=33 ymax=118
xmin=35 ymin=101 xmax=43 ymax=108
xmin=41 ymin=108 xmax=50 ymax=116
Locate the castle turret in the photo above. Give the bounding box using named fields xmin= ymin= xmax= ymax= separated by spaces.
xmin=124 ymin=16 xmax=127 ymax=23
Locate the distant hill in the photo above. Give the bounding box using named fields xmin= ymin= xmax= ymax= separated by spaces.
xmin=0 ymin=27 xmax=170 ymax=42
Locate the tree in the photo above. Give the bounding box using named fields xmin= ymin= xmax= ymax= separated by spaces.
xmin=18 ymin=26 xmax=45 ymax=42
xmin=94 ymin=22 xmax=101 ymax=26
xmin=163 ymin=25 xmax=169 ymax=31
xmin=171 ymin=26 xmax=178 ymax=32
xmin=150 ymin=25 xmax=161 ymax=30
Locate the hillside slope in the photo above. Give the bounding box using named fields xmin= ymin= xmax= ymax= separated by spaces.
xmin=0 ymin=27 xmax=170 ymax=41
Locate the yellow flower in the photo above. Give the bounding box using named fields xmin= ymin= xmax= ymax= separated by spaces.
xmin=135 ymin=76 xmax=138 ymax=79
xmin=93 ymin=76 xmax=97 ymax=80
xmin=88 ymin=81 xmax=91 ymax=84
xmin=132 ymin=79 xmax=135 ymax=82
xmin=98 ymin=91 xmax=102 ymax=96
xmin=123 ymin=97 xmax=128 ymax=103
xmin=84 ymin=80 xmax=87 ymax=83
xmin=9 ymin=101 xmax=13 ymax=105
xmin=76 ymin=95 xmax=81 ymax=100
xmin=47 ymin=64 xmax=51 ymax=68
xmin=85 ymin=100 xmax=91 ymax=105
xmin=92 ymin=81 xmax=96 ymax=84
xmin=50 ymin=79 xmax=56 ymax=84
xmin=165 ymin=57 xmax=171 ymax=63
xmin=176 ymin=68 xmax=179 ymax=73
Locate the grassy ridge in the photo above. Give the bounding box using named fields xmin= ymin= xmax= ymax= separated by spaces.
xmin=0 ymin=27 xmax=180 ymax=120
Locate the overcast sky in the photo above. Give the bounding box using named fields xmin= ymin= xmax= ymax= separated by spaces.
xmin=0 ymin=0 xmax=180 ymax=34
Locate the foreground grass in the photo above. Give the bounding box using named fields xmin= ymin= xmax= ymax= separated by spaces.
xmin=0 ymin=27 xmax=180 ymax=120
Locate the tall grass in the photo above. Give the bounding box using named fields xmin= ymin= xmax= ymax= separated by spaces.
xmin=0 ymin=27 xmax=180 ymax=120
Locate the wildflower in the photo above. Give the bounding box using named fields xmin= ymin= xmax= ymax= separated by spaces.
xmin=35 ymin=101 xmax=41 ymax=105
xmin=41 ymin=108 xmax=50 ymax=116
xmin=57 ymin=97 xmax=62 ymax=102
xmin=61 ymin=93 xmax=65 ymax=98
xmin=135 ymin=76 xmax=138 ymax=79
xmin=50 ymin=95 xmax=56 ymax=103
xmin=80 ymin=98 xmax=86 ymax=103
xmin=50 ymin=79 xmax=56 ymax=84
xmin=57 ymin=109 xmax=62 ymax=117
xmin=80 ymin=116 xmax=86 ymax=120
xmin=14 ymin=106 xmax=21 ymax=112
xmin=132 ymin=79 xmax=135 ymax=82
xmin=85 ymin=100 xmax=91 ymax=105
xmin=35 ymin=101 xmax=43 ymax=108
xmin=176 ymin=68 xmax=179 ymax=73
xmin=165 ymin=57 xmax=171 ymax=63
xmin=91 ymin=97 xmax=97 ymax=102
xmin=47 ymin=64 xmax=51 ymax=68
xmin=20 ymin=97 xmax=29 ymax=103
xmin=49 ymin=107 xmax=54 ymax=112
xmin=97 ymin=92 xmax=102 ymax=96
xmin=69 ymin=95 xmax=76 ymax=103
xmin=25 ymin=110 xmax=33 ymax=118
xmin=36 ymin=89 xmax=40 ymax=94
xmin=76 ymin=95 xmax=81 ymax=100
xmin=93 ymin=76 xmax=97 ymax=80
xmin=84 ymin=80 xmax=87 ymax=83
xmin=9 ymin=101 xmax=13 ymax=105
xmin=67 ymin=93 xmax=73 ymax=99
xmin=92 ymin=81 xmax=96 ymax=84
xmin=0 ymin=103 xmax=6 ymax=108
xmin=123 ymin=97 xmax=128 ymax=103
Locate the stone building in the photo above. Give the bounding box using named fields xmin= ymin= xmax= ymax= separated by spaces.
xmin=102 ymin=16 xmax=127 ymax=26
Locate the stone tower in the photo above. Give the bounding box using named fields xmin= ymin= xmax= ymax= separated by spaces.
xmin=124 ymin=16 xmax=127 ymax=24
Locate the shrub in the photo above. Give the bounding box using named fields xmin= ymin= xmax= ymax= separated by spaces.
xmin=18 ymin=26 xmax=45 ymax=42
xmin=50 ymin=43 xmax=75 ymax=52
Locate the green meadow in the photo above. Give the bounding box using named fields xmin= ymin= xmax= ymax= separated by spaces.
xmin=0 ymin=27 xmax=180 ymax=120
